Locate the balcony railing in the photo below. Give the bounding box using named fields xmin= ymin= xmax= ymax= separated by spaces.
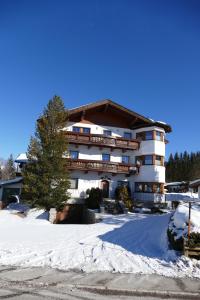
xmin=66 ymin=158 xmax=138 ymax=175
xmin=66 ymin=131 xmax=139 ymax=150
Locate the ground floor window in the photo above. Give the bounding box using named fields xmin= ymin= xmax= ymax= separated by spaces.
xmin=135 ymin=182 xmax=164 ymax=193
xmin=2 ymin=188 xmax=20 ymax=202
xmin=69 ymin=178 xmax=78 ymax=189
xmin=117 ymin=181 xmax=130 ymax=188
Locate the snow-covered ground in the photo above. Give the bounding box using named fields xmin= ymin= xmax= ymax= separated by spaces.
xmin=1 ymin=208 xmax=200 ymax=278
xmin=166 ymin=192 xmax=198 ymax=202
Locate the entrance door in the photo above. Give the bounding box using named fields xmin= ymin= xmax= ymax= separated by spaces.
xmin=101 ymin=180 xmax=109 ymax=198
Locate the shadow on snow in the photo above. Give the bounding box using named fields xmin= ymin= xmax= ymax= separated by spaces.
xmin=98 ymin=213 xmax=174 ymax=261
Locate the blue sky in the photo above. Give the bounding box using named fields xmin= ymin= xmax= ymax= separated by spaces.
xmin=0 ymin=0 xmax=200 ymax=159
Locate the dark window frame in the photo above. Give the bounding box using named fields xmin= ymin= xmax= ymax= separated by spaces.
xmin=144 ymin=155 xmax=153 ymax=165
xmin=135 ymin=182 xmax=164 ymax=194
xmin=103 ymin=130 xmax=112 ymax=137
xmin=69 ymin=178 xmax=78 ymax=189
xmin=70 ymin=150 xmax=79 ymax=159
xmin=124 ymin=132 xmax=132 ymax=139
xmin=102 ymin=153 xmax=110 ymax=161
xmin=72 ymin=126 xmax=81 ymax=133
xmin=82 ymin=127 xmax=91 ymax=134
xmin=145 ymin=131 xmax=153 ymax=140
xmin=121 ymin=155 xmax=130 ymax=164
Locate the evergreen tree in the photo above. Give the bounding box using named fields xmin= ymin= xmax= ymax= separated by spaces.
xmin=22 ymin=96 xmax=70 ymax=211
xmin=1 ymin=154 xmax=16 ymax=180
xmin=166 ymin=151 xmax=200 ymax=182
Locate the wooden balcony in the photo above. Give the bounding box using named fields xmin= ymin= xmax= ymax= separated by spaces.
xmin=66 ymin=158 xmax=138 ymax=175
xmin=66 ymin=131 xmax=139 ymax=151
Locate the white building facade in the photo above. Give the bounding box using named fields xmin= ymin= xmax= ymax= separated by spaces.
xmin=64 ymin=100 xmax=171 ymax=206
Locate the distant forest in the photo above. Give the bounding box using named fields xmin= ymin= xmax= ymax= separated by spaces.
xmin=166 ymin=151 xmax=200 ymax=183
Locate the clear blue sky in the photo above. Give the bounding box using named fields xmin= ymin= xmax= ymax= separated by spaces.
xmin=1 ymin=0 xmax=200 ymax=160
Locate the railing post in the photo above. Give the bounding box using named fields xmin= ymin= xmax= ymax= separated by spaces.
xmin=188 ymin=202 xmax=192 ymax=242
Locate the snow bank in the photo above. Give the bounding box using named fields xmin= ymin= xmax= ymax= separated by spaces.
xmin=169 ymin=203 xmax=200 ymax=240
xmin=0 ymin=209 xmax=200 ymax=278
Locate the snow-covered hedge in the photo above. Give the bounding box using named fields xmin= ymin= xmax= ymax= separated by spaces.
xmin=168 ymin=202 xmax=200 ymax=251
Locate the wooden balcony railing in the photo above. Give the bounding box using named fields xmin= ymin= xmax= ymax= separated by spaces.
xmin=66 ymin=131 xmax=139 ymax=151
xmin=66 ymin=158 xmax=139 ymax=175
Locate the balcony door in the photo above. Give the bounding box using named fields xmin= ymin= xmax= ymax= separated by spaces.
xmin=101 ymin=180 xmax=109 ymax=198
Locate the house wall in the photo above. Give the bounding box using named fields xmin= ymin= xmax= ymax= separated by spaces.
xmin=0 ymin=182 xmax=22 ymax=201
xmin=68 ymin=145 xmax=135 ymax=164
xmin=134 ymin=192 xmax=165 ymax=203
xmin=68 ymin=170 xmax=134 ymax=199
xmin=65 ymin=122 xmax=167 ymax=203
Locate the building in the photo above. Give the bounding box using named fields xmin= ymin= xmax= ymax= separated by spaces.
xmin=189 ymin=179 xmax=200 ymax=199
xmin=165 ymin=181 xmax=189 ymax=193
xmin=15 ymin=99 xmax=171 ymax=206
xmin=0 ymin=177 xmax=23 ymax=203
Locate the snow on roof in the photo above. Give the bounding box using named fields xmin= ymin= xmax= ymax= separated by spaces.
xmin=15 ymin=153 xmax=28 ymax=163
xmin=156 ymin=121 xmax=168 ymax=125
xmin=190 ymin=179 xmax=200 ymax=188
xmin=165 ymin=182 xmax=187 ymax=186
xmin=147 ymin=118 xmax=155 ymax=122
xmin=0 ymin=177 xmax=23 ymax=187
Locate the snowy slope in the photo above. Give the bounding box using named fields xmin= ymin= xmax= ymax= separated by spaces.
xmin=0 ymin=209 xmax=200 ymax=278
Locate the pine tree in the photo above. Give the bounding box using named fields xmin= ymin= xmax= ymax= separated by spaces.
xmin=166 ymin=151 xmax=200 ymax=182
xmin=22 ymin=96 xmax=70 ymax=211
xmin=1 ymin=154 xmax=16 ymax=180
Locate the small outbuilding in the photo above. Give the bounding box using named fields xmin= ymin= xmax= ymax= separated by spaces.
xmin=0 ymin=177 xmax=23 ymax=204
xmin=165 ymin=181 xmax=188 ymax=193
xmin=189 ymin=179 xmax=200 ymax=199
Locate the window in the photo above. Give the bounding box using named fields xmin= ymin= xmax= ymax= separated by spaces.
xmin=102 ymin=153 xmax=110 ymax=161
xmin=118 ymin=181 xmax=130 ymax=188
xmin=124 ymin=132 xmax=132 ymax=139
xmin=103 ymin=130 xmax=112 ymax=136
xmin=121 ymin=155 xmax=130 ymax=164
xmin=70 ymin=150 xmax=79 ymax=159
xmin=83 ymin=127 xmax=90 ymax=134
xmin=144 ymin=183 xmax=153 ymax=193
xmin=155 ymin=155 xmax=162 ymax=166
xmin=136 ymin=132 xmax=144 ymax=140
xmin=145 ymin=131 xmax=153 ymax=140
xmin=154 ymin=183 xmax=161 ymax=193
xmin=136 ymin=130 xmax=163 ymax=141
xmin=72 ymin=126 xmax=81 ymax=132
xmin=135 ymin=183 xmax=143 ymax=192
xmin=155 ymin=131 xmax=162 ymax=141
xmin=144 ymin=155 xmax=153 ymax=165
xmin=135 ymin=156 xmax=143 ymax=165
xmin=72 ymin=126 xmax=91 ymax=134
xmin=135 ymin=182 xmax=164 ymax=193
xmin=69 ymin=178 xmax=78 ymax=189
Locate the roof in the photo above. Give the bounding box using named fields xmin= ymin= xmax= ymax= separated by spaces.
xmin=68 ymin=99 xmax=172 ymax=133
xmin=15 ymin=153 xmax=28 ymax=163
xmin=165 ymin=181 xmax=187 ymax=186
xmin=190 ymin=179 xmax=200 ymax=188
xmin=0 ymin=177 xmax=23 ymax=187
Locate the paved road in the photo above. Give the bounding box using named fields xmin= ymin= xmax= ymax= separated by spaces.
xmin=0 ymin=266 xmax=200 ymax=299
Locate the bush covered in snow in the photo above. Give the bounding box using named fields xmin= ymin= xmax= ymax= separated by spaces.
xmin=168 ymin=202 xmax=200 ymax=251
